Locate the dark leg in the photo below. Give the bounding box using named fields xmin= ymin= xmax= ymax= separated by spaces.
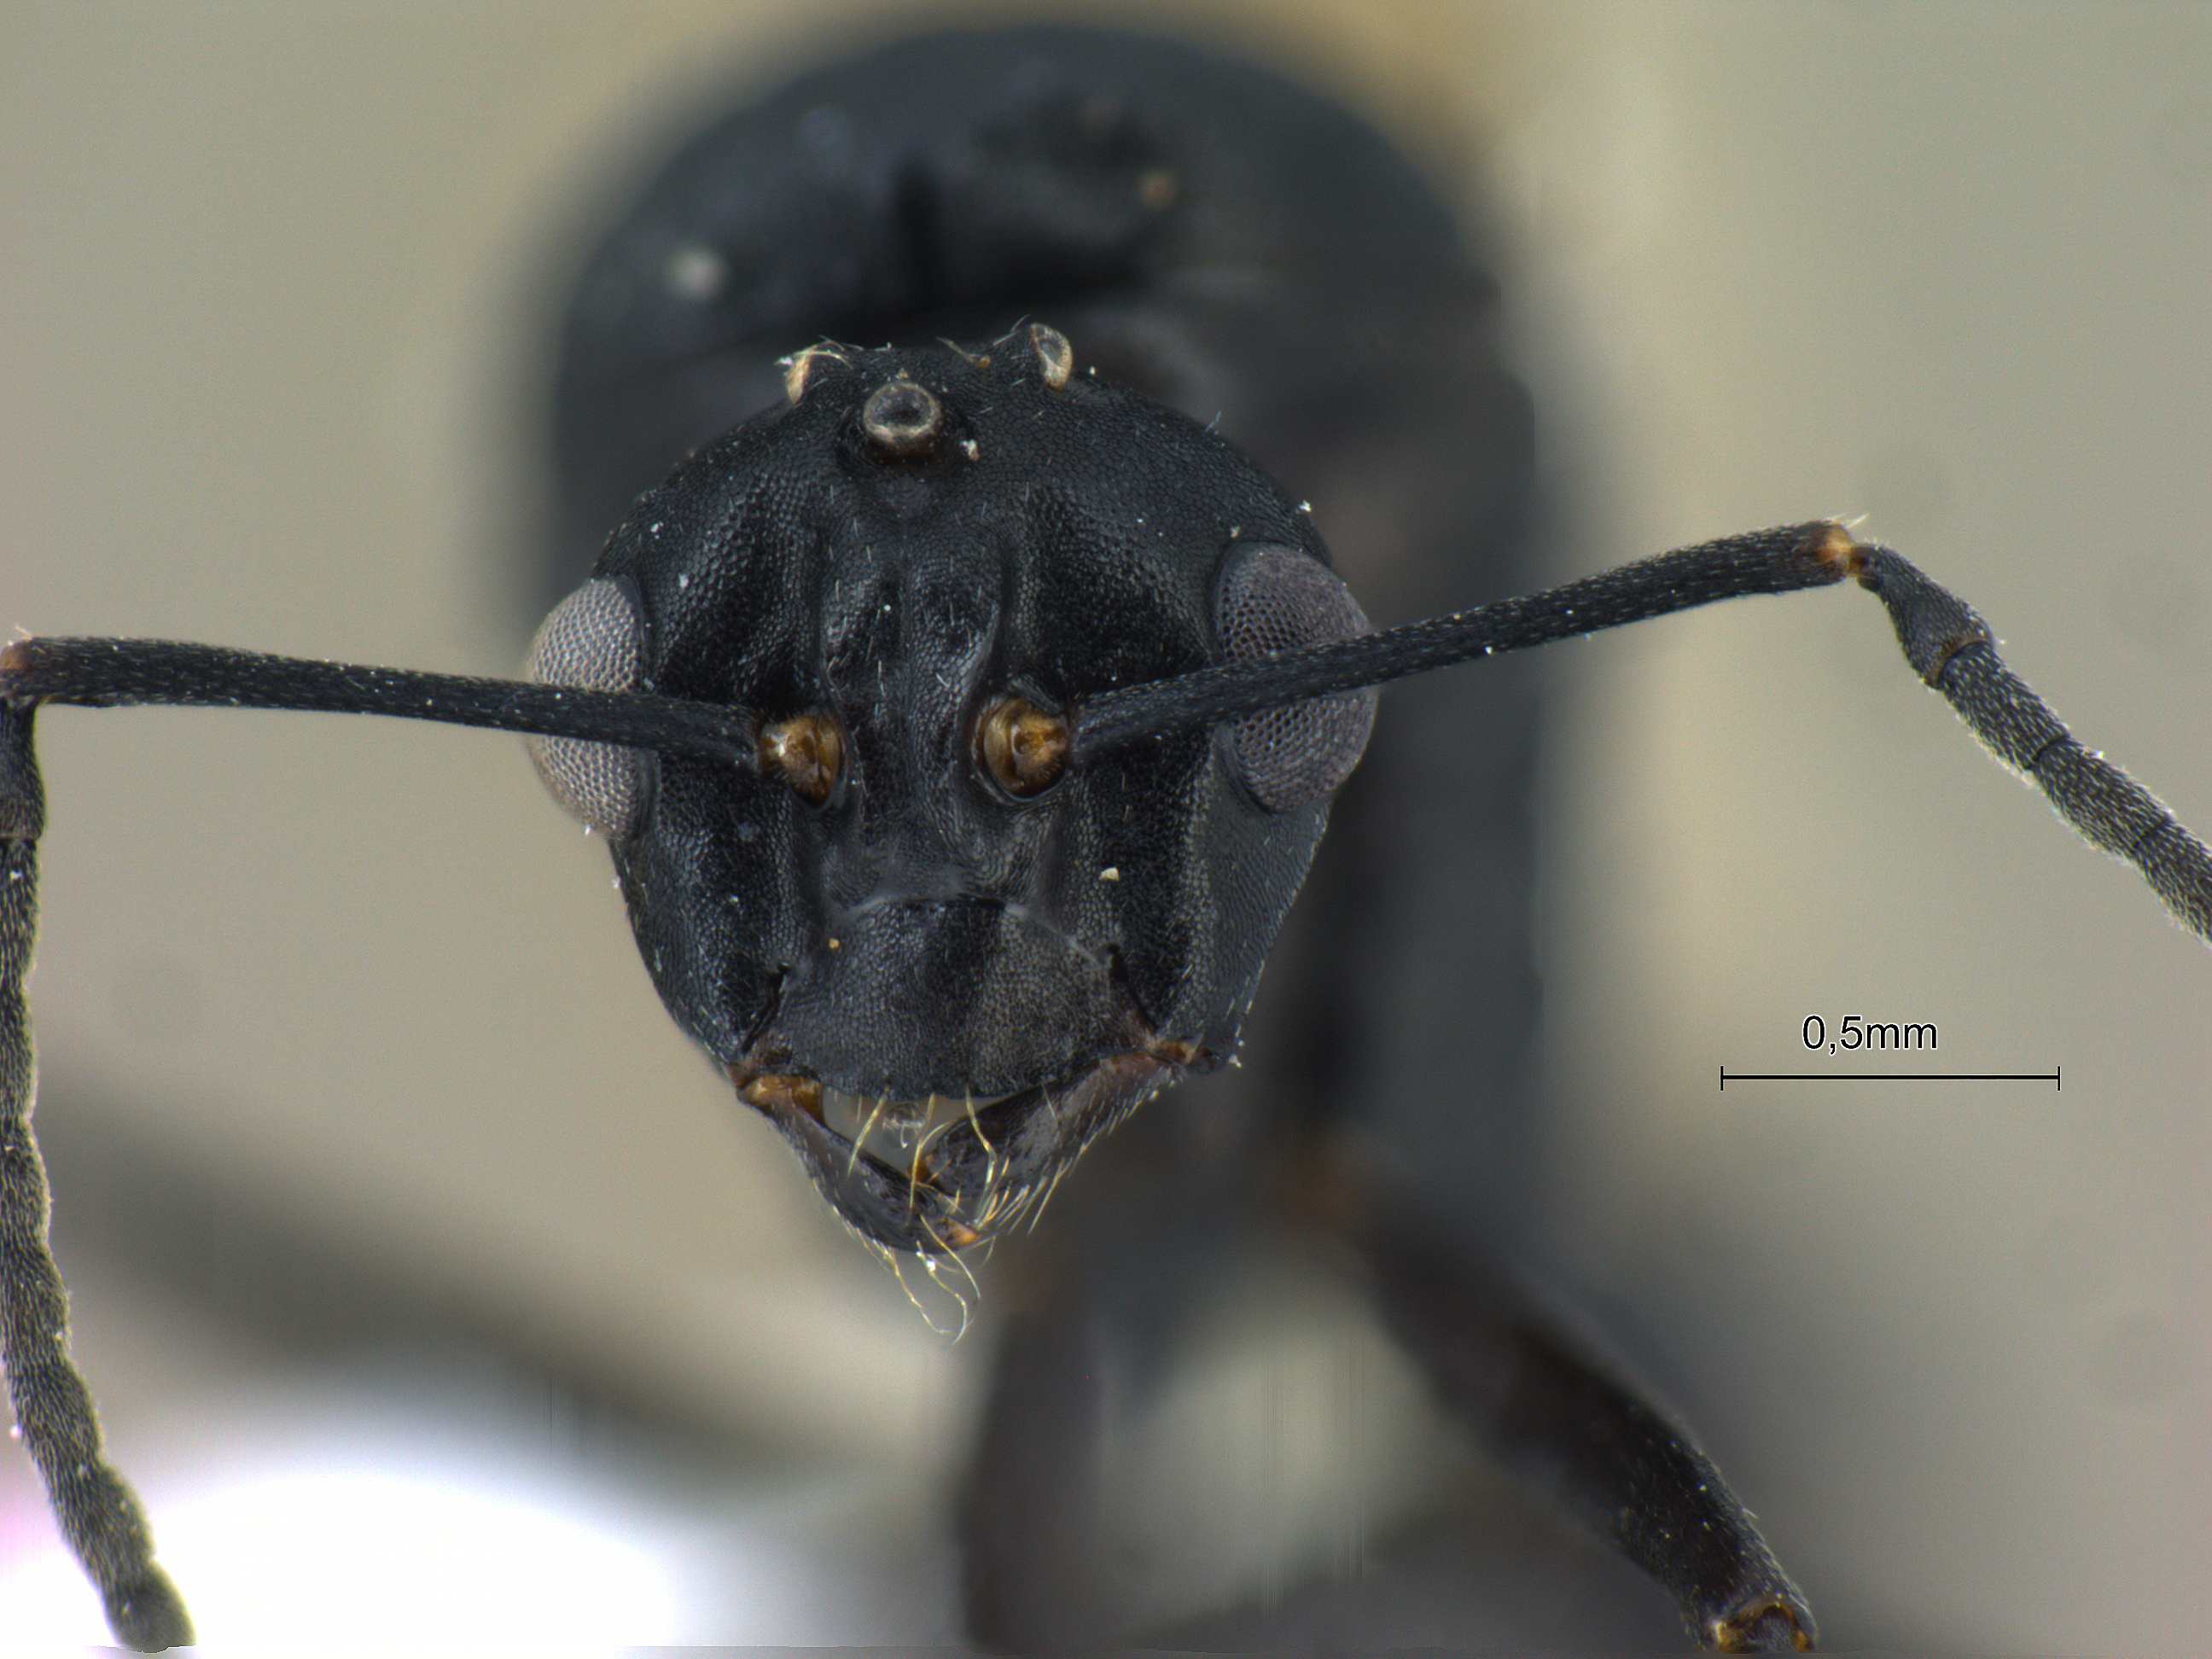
xmin=0 ymin=705 xmax=193 ymax=1651
xmin=1288 ymin=1144 xmax=1815 ymax=1653
xmin=958 ymin=1288 xmax=1107 ymax=1651
xmin=957 ymin=1103 xmax=1260 ymax=1653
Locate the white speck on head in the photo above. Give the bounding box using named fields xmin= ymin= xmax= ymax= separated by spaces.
xmin=1098 ymin=866 xmax=1121 ymax=882
xmin=663 ymin=242 xmax=728 ymax=301
xmin=1297 ymin=500 xmax=1313 ymax=514
xmin=1227 ymin=525 xmax=1241 ymax=538
xmin=959 ymin=438 xmax=980 ymax=461
xmin=648 ymin=521 xmax=662 ymax=536
xmin=676 ymin=573 xmax=690 ymax=590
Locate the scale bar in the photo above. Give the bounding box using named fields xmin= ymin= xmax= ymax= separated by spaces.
xmin=1721 ymin=1066 xmax=2059 ymax=1091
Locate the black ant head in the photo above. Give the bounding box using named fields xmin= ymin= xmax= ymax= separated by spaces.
xmin=527 ymin=325 xmax=1375 ymax=1255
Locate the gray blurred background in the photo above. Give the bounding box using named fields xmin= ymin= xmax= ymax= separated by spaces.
xmin=3 ymin=2 xmax=2207 ymax=1651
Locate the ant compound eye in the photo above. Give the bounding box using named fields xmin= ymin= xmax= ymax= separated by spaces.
xmin=526 ymin=577 xmax=645 ymax=838
xmin=758 ymin=713 xmax=845 ymax=805
xmin=977 ymin=695 xmax=1070 ymax=798
xmin=1214 ymin=542 xmax=1377 ymax=811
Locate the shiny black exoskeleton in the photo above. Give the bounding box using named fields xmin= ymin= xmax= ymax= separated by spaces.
xmin=16 ymin=20 xmax=2212 ymax=1656
xmin=535 ymin=26 xmax=1531 ymax=1271
xmin=530 ymin=22 xmax=1807 ymax=1653
xmin=534 ymin=329 xmax=1375 ymax=1255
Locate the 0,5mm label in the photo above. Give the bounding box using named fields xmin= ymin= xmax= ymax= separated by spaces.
xmin=1802 ymin=1016 xmax=1937 ymax=1055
